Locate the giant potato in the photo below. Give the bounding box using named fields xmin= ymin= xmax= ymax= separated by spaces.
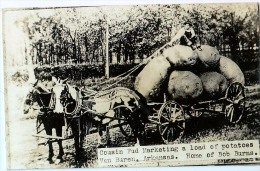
xmin=218 ymin=56 xmax=245 ymax=85
xmin=197 ymin=45 xmax=220 ymax=69
xmin=167 ymin=71 xmax=203 ymax=103
xmin=134 ymin=55 xmax=171 ymax=102
xmin=162 ymin=45 xmax=198 ymax=67
xmin=200 ymin=72 xmax=227 ymax=99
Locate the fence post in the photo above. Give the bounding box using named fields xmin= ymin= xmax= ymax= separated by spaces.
xmin=105 ymin=18 xmax=110 ymax=79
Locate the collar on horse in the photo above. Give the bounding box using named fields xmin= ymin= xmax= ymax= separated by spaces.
xmin=64 ymin=88 xmax=82 ymax=117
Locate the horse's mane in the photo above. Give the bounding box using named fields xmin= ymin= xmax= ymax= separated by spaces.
xmin=67 ymin=84 xmax=78 ymax=100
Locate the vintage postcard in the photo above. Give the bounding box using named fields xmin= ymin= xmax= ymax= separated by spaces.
xmin=2 ymin=2 xmax=260 ymax=169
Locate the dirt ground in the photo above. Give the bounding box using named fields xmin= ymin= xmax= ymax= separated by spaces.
xmin=5 ymin=83 xmax=260 ymax=169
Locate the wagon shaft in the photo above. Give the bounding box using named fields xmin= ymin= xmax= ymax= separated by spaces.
xmin=32 ymin=134 xmax=69 ymax=140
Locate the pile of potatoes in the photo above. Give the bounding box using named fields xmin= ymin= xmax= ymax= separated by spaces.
xmin=134 ymin=45 xmax=245 ymax=103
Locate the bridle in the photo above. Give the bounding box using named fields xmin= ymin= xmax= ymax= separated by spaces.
xmin=24 ymin=89 xmax=35 ymax=107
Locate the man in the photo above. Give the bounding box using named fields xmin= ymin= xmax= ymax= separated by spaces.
xmin=169 ymin=21 xmax=202 ymax=50
xmin=34 ymin=72 xmax=56 ymax=93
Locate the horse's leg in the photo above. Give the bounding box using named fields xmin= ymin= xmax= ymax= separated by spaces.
xmin=57 ymin=140 xmax=64 ymax=160
xmin=132 ymin=123 xmax=140 ymax=147
xmin=97 ymin=121 xmax=103 ymax=146
xmin=79 ymin=116 xmax=86 ymax=149
xmin=105 ymin=123 xmax=111 ymax=146
xmin=71 ymin=118 xmax=81 ymax=166
xmin=134 ymin=122 xmax=146 ymax=147
xmin=132 ymin=112 xmax=145 ymax=147
xmin=47 ymin=140 xmax=54 ymax=163
xmin=42 ymin=115 xmax=54 ymax=163
xmin=45 ymin=127 xmax=54 ymax=163
xmin=55 ymin=126 xmax=64 ymax=163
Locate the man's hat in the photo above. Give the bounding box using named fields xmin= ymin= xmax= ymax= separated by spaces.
xmin=184 ymin=21 xmax=192 ymax=26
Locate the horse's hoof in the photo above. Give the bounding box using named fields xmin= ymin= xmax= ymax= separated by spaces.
xmin=55 ymin=158 xmax=64 ymax=164
xmin=134 ymin=142 xmax=140 ymax=147
xmin=71 ymin=161 xmax=81 ymax=168
xmin=47 ymin=158 xmax=54 ymax=164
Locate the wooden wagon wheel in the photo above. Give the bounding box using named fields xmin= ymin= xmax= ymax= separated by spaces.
xmin=158 ymin=101 xmax=185 ymax=144
xmin=114 ymin=105 xmax=134 ymax=139
xmin=224 ymin=82 xmax=246 ymax=124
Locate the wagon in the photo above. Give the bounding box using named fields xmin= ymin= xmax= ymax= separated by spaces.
xmin=118 ymin=82 xmax=246 ymax=144
xmin=32 ymin=79 xmax=246 ymax=147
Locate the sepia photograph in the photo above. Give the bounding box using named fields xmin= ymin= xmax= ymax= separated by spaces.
xmin=2 ymin=1 xmax=260 ymax=169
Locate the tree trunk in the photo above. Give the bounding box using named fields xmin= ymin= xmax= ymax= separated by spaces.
xmin=116 ymin=41 xmax=121 ymax=63
xmin=73 ymin=42 xmax=77 ymax=64
xmin=84 ymin=36 xmax=89 ymax=63
xmin=91 ymin=49 xmax=95 ymax=64
xmin=109 ymin=50 xmax=112 ymax=63
xmin=38 ymin=43 xmax=42 ymax=65
xmin=124 ymin=43 xmax=129 ymax=63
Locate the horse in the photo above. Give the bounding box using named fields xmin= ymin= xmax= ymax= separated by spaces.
xmin=59 ymin=83 xmax=150 ymax=147
xmin=24 ymin=78 xmax=88 ymax=166
xmin=23 ymin=81 xmax=65 ymax=164
xmin=52 ymin=81 xmax=88 ymax=165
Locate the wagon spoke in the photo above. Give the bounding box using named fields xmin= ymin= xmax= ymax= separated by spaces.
xmin=175 ymin=118 xmax=185 ymax=122
xmin=236 ymin=84 xmax=241 ymax=93
xmin=229 ymin=107 xmax=235 ymax=122
xmin=234 ymin=84 xmax=239 ymax=93
xmin=226 ymin=103 xmax=232 ymax=108
xmin=172 ymin=104 xmax=177 ymax=115
xmin=168 ymin=103 xmax=172 ymax=118
xmin=229 ymin=87 xmax=234 ymax=94
xmin=236 ymin=96 xmax=245 ymax=102
xmin=152 ymin=108 xmax=159 ymax=113
xmin=226 ymin=105 xmax=232 ymax=117
xmin=166 ymin=127 xmax=171 ymax=140
xmin=167 ymin=127 xmax=173 ymax=140
xmin=162 ymin=122 xmax=170 ymax=126
xmin=161 ymin=113 xmax=170 ymax=121
xmin=228 ymin=106 xmax=234 ymax=117
xmin=232 ymin=84 xmax=237 ymax=94
xmin=177 ymin=124 xmax=184 ymax=130
xmin=162 ymin=126 xmax=169 ymax=136
xmin=235 ymin=90 xmax=242 ymax=99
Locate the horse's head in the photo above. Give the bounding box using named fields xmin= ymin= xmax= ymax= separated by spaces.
xmin=60 ymin=83 xmax=80 ymax=115
xmin=23 ymin=80 xmax=42 ymax=114
xmin=51 ymin=78 xmax=70 ymax=113
xmin=23 ymin=88 xmax=38 ymax=114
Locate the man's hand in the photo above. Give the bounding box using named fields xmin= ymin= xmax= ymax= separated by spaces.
xmin=187 ymin=41 xmax=192 ymax=46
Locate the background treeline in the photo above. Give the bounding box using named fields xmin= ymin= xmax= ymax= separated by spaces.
xmin=16 ymin=4 xmax=259 ymax=85
xmin=24 ymin=4 xmax=259 ymax=65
